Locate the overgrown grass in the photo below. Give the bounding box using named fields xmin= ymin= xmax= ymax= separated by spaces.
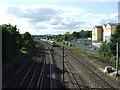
xmin=54 ymin=41 xmax=114 ymax=62
xmin=56 ymin=42 xmax=95 ymax=56
xmin=56 ymin=42 xmax=118 ymax=69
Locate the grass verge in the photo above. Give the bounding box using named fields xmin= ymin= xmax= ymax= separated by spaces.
xmin=56 ymin=42 xmax=117 ymax=69
xmin=56 ymin=42 xmax=96 ymax=57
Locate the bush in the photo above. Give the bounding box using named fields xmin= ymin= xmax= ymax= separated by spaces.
xmin=98 ymin=41 xmax=115 ymax=61
xmin=1 ymin=24 xmax=35 ymax=64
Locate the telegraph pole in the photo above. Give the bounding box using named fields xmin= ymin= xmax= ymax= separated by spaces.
xmin=63 ymin=46 xmax=65 ymax=82
xmin=116 ymin=43 xmax=119 ymax=76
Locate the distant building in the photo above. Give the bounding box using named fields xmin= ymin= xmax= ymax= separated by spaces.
xmin=92 ymin=23 xmax=117 ymax=47
xmin=103 ymin=23 xmax=116 ymax=41
xmin=92 ymin=23 xmax=117 ymax=42
xmin=92 ymin=25 xmax=103 ymax=42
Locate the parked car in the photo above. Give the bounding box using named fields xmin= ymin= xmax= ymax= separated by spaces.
xmin=103 ymin=66 xmax=113 ymax=73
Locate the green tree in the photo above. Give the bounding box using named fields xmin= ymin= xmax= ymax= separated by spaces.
xmin=110 ymin=24 xmax=120 ymax=57
xmin=22 ymin=32 xmax=32 ymax=41
xmin=22 ymin=32 xmax=34 ymax=50
xmin=72 ymin=31 xmax=80 ymax=39
xmin=98 ymin=41 xmax=115 ymax=60
xmin=98 ymin=24 xmax=120 ymax=60
xmin=85 ymin=31 xmax=92 ymax=37
xmin=56 ymin=34 xmax=63 ymax=42
xmin=79 ymin=30 xmax=85 ymax=36
xmin=64 ymin=32 xmax=71 ymax=41
xmin=1 ymin=24 xmax=35 ymax=64
xmin=1 ymin=24 xmax=21 ymax=63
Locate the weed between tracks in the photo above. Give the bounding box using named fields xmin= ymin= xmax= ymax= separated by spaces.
xmin=56 ymin=42 xmax=119 ymax=71
xmin=55 ymin=42 xmax=120 ymax=88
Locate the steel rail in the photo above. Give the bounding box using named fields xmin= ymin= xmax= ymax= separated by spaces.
xmin=55 ymin=48 xmax=91 ymax=89
xmin=54 ymin=48 xmax=77 ymax=88
xmin=27 ymin=60 xmax=38 ymax=88
xmin=18 ymin=46 xmax=42 ymax=88
xmin=39 ymin=59 xmax=46 ymax=89
xmin=41 ymin=41 xmax=57 ymax=89
xmin=36 ymin=47 xmax=46 ymax=89
xmin=66 ymin=49 xmax=118 ymax=88
xmin=64 ymin=61 xmax=91 ymax=89
xmin=27 ymin=43 xmax=46 ymax=89
xmin=18 ymin=57 xmax=36 ymax=88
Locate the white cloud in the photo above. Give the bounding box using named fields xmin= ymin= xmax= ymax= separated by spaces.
xmin=6 ymin=5 xmax=63 ymax=23
xmin=82 ymin=13 xmax=118 ymax=26
xmin=0 ymin=4 xmax=86 ymax=34
xmin=83 ymin=13 xmax=106 ymax=18
xmin=0 ymin=4 xmax=118 ymax=35
xmin=110 ymin=13 xmax=118 ymax=17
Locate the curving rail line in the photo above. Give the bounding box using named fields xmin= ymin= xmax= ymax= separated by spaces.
xmin=54 ymin=46 xmax=118 ymax=89
xmin=66 ymin=49 xmax=119 ymax=88
xmin=10 ymin=41 xmax=57 ymax=89
xmin=55 ymin=47 xmax=90 ymax=89
xmin=18 ymin=45 xmax=45 ymax=88
xmin=41 ymin=41 xmax=57 ymax=89
xmin=64 ymin=61 xmax=91 ymax=89
xmin=37 ymin=56 xmax=46 ymax=89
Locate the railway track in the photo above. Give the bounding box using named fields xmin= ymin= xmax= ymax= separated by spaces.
xmin=54 ymin=48 xmax=90 ymax=89
xmin=66 ymin=49 xmax=119 ymax=88
xmin=53 ymin=46 xmax=118 ymax=89
xmin=64 ymin=60 xmax=91 ymax=89
xmin=41 ymin=41 xmax=57 ymax=89
xmin=15 ymin=44 xmax=45 ymax=88
xmin=37 ymin=52 xmax=46 ymax=89
xmin=9 ymin=41 xmax=57 ymax=89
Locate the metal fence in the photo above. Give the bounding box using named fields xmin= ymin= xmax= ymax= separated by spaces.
xmin=66 ymin=40 xmax=99 ymax=53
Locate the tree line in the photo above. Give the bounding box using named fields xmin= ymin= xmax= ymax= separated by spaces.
xmin=1 ymin=24 xmax=35 ymax=64
xmin=54 ymin=30 xmax=92 ymax=42
xmin=52 ymin=25 xmax=120 ymax=61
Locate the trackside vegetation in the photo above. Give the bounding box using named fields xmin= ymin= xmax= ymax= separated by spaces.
xmin=98 ymin=24 xmax=120 ymax=61
xmin=56 ymin=42 xmax=90 ymax=55
xmin=1 ymin=24 xmax=35 ymax=64
xmin=53 ymin=25 xmax=120 ymax=62
xmin=55 ymin=30 xmax=92 ymax=42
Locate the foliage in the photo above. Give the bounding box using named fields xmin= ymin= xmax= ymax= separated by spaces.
xmin=72 ymin=31 xmax=80 ymax=39
xmin=1 ymin=24 xmax=35 ymax=64
xmin=55 ymin=30 xmax=92 ymax=42
xmin=22 ymin=32 xmax=34 ymax=50
xmin=98 ymin=41 xmax=115 ymax=60
xmin=98 ymin=24 xmax=120 ymax=60
xmin=56 ymin=42 xmax=90 ymax=56
xmin=110 ymin=24 xmax=120 ymax=56
xmin=56 ymin=34 xmax=63 ymax=42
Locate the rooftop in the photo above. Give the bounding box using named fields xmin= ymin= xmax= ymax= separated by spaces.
xmin=108 ymin=23 xmax=117 ymax=26
xmin=95 ymin=25 xmax=102 ymax=28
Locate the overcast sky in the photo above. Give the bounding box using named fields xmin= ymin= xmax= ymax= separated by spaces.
xmin=0 ymin=0 xmax=119 ymax=35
